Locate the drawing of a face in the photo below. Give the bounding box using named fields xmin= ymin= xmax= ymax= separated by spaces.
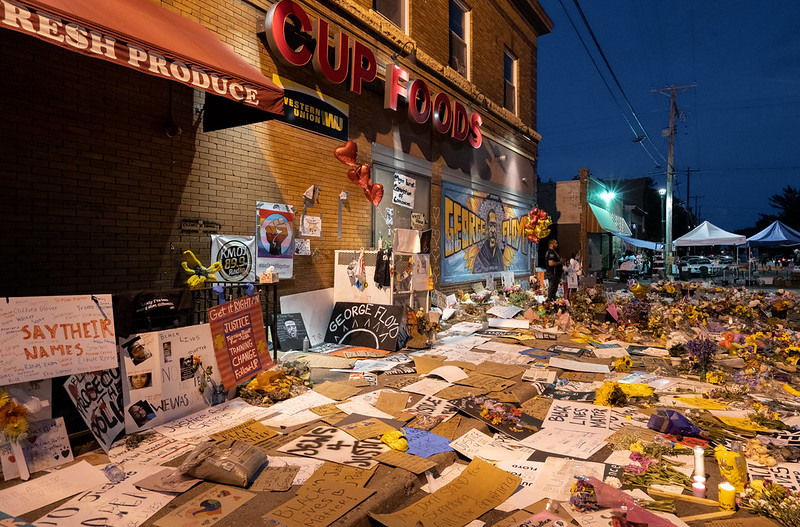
xmin=284 ymin=319 xmax=297 ymax=338
xmin=487 ymin=210 xmax=498 ymax=249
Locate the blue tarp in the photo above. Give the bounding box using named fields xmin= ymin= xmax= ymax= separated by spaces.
xmin=613 ymin=233 xmax=664 ymax=251
xmin=746 ymin=220 xmax=800 ymax=247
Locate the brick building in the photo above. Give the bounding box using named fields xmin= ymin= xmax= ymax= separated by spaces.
xmin=1 ymin=0 xmax=552 ymax=299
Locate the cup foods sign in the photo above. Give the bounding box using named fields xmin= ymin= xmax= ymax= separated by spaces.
xmin=264 ymin=0 xmax=483 ymax=148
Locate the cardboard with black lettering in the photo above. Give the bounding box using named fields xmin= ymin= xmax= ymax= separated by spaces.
xmin=325 ymin=302 xmax=401 ymax=351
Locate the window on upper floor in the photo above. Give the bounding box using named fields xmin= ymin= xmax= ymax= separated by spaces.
xmin=449 ymin=0 xmax=470 ymax=79
xmin=374 ymin=0 xmax=408 ymax=33
xmin=504 ymin=49 xmax=518 ymax=115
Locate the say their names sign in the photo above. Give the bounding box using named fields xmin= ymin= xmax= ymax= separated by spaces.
xmin=208 ymin=295 xmax=272 ymax=387
xmin=0 ymin=295 xmax=117 ymax=384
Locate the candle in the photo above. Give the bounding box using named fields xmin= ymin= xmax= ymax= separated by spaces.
xmin=718 ymin=482 xmax=736 ymax=510
xmin=692 ymin=481 xmax=706 ymax=498
xmin=693 ymin=445 xmax=706 ymax=478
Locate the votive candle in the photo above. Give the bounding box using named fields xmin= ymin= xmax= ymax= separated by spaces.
xmin=693 ymin=445 xmax=705 ymax=478
xmin=692 ymin=481 xmax=706 ymax=498
xmin=718 ymin=482 xmax=736 ymax=510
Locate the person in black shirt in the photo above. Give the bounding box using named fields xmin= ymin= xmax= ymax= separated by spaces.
xmin=544 ymin=238 xmax=565 ymax=301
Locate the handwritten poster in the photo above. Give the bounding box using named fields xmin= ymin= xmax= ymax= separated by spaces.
xmin=392 ymin=173 xmax=416 ymax=209
xmin=264 ymin=479 xmax=374 ymax=527
xmin=37 ymin=464 xmax=176 ymax=527
xmin=153 ymin=484 xmax=253 ymax=527
xmin=256 ymin=201 xmax=294 ymax=278
xmin=748 ymin=462 xmax=800 ymax=491
xmin=0 ymin=294 xmax=117 ymax=384
xmin=153 ymin=398 xmax=277 ymax=445
xmin=404 ymin=395 xmax=458 ymax=420
xmin=0 ymin=417 xmax=72 ymax=480
xmin=119 ymin=324 xmax=223 ymax=433
xmin=64 ymin=369 xmax=125 ymax=452
xmin=542 ymin=401 xmax=614 ymax=433
xmin=325 ymin=302 xmax=402 ymax=351
xmin=107 ymin=432 xmax=194 ymax=466
xmin=277 ymin=425 xmax=389 ymax=469
xmin=208 ymin=295 xmax=272 ymax=388
xmin=370 ymin=458 xmax=521 ymax=527
xmin=0 ymin=461 xmax=107 ymax=516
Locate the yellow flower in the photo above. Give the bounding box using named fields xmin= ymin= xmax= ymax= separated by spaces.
xmin=0 ymin=390 xmax=8 ymax=410
xmin=619 ymin=383 xmax=654 ymax=398
xmin=4 ymin=415 xmax=28 ymax=441
xmin=630 ymin=440 xmax=645 ymax=454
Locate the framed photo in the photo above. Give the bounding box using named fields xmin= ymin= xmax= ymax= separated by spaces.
xmin=276 ymin=313 xmax=308 ymax=351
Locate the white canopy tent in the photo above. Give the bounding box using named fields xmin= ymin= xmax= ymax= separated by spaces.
xmin=673 ymin=221 xmax=746 ymax=247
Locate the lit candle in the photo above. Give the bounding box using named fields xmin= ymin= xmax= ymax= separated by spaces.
xmin=718 ymin=482 xmax=736 ymax=510
xmin=692 ymin=480 xmax=706 ymax=498
xmin=693 ymin=446 xmax=705 ymax=478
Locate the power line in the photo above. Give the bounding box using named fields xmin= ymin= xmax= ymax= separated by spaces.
xmin=555 ymin=0 xmax=664 ymax=168
xmin=570 ymin=0 xmax=668 ymax=166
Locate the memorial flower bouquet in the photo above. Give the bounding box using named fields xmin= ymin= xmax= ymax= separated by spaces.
xmin=623 ymin=451 xmax=693 ymax=491
xmin=686 ymin=336 xmax=716 ymax=375
xmin=741 ymin=480 xmax=800 ymax=527
xmin=0 ymin=388 xmax=28 ymax=441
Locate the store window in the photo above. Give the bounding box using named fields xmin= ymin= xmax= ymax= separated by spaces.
xmin=449 ymin=0 xmax=470 ymax=78
xmin=371 ymin=145 xmax=431 ymax=249
xmin=504 ymin=50 xmax=518 ymax=115
xmin=374 ymin=0 xmax=408 ymax=33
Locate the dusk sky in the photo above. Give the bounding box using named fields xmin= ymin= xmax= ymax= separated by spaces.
xmin=535 ymin=0 xmax=800 ymax=233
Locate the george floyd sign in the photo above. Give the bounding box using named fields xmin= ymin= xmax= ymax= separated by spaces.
xmin=325 ymin=302 xmax=401 ymax=351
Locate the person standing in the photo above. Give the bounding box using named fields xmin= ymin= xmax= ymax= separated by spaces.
xmin=563 ymin=252 xmax=581 ymax=301
xmin=545 ymin=239 xmax=564 ymax=301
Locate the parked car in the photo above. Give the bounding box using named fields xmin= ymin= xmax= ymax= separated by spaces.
xmin=686 ymin=257 xmax=714 ymax=275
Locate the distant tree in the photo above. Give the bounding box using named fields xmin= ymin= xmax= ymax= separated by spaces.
xmin=759 ymin=185 xmax=800 ymax=231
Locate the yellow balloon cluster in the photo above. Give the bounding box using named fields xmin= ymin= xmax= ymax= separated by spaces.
xmin=629 ymin=281 xmax=648 ymax=299
xmin=523 ymin=208 xmax=552 ymax=243
xmin=181 ymin=250 xmax=223 ymax=289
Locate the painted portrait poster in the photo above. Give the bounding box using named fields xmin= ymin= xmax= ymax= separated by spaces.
xmin=256 ymin=202 xmax=294 ymax=278
xmin=441 ymin=181 xmax=531 ymax=284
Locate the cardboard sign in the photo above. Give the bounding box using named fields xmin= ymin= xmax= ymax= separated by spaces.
xmin=256 ymin=201 xmax=294 ymax=278
xmin=404 ymin=395 xmax=458 ymax=420
xmin=0 ymin=417 xmax=72 ymax=480
xmin=153 ymin=398 xmax=278 ymax=445
xmin=64 ymin=369 xmax=125 ymax=452
xmin=325 ymin=302 xmax=401 ymax=351
xmin=543 ymin=401 xmax=615 ymax=433
xmin=277 ymin=425 xmax=389 ymax=469
xmin=0 ymin=294 xmax=117 ymax=384
xmin=264 ymin=479 xmax=374 ymax=527
xmin=370 ymin=458 xmax=520 ymax=527
xmin=392 ymin=173 xmax=416 ymax=209
xmin=210 ymin=235 xmax=257 ymax=282
xmin=107 ymin=432 xmax=194 ymax=466
xmin=276 ymin=313 xmax=308 ymax=351
xmin=154 ymin=484 xmax=253 ymax=527
xmin=747 ymin=462 xmax=800 ymax=491
xmin=208 ymin=295 xmax=273 ymax=388
xmin=119 ymin=324 xmax=223 ymax=433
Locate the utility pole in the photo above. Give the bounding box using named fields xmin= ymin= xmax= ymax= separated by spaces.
xmin=652 ymin=84 xmax=696 ymax=278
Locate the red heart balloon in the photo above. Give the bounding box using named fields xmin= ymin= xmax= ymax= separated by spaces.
xmin=334 ymin=140 xmax=358 ymax=166
xmin=537 ymin=210 xmax=548 ymax=220
xmin=356 ymin=164 xmax=371 ymax=188
xmin=347 ymin=167 xmax=360 ymax=186
xmin=528 ymin=234 xmax=539 ymax=243
xmin=364 ymin=183 xmax=384 ymax=206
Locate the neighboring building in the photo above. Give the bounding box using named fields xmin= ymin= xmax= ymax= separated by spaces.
xmin=1 ymin=0 xmax=552 ymax=298
xmin=538 ymin=168 xmax=635 ymax=278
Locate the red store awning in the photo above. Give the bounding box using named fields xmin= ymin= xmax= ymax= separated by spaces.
xmin=1 ymin=0 xmax=284 ymax=115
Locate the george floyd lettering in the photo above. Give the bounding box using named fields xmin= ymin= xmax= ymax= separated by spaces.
xmin=325 ymin=302 xmax=401 ymax=351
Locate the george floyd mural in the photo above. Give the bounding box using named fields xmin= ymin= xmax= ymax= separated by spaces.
xmin=441 ymin=181 xmax=532 ymax=283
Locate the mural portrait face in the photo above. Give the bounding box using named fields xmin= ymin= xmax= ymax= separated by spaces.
xmin=487 ymin=210 xmax=498 ymax=249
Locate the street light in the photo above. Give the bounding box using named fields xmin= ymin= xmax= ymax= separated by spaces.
xmin=658 ymin=188 xmax=666 ymax=248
